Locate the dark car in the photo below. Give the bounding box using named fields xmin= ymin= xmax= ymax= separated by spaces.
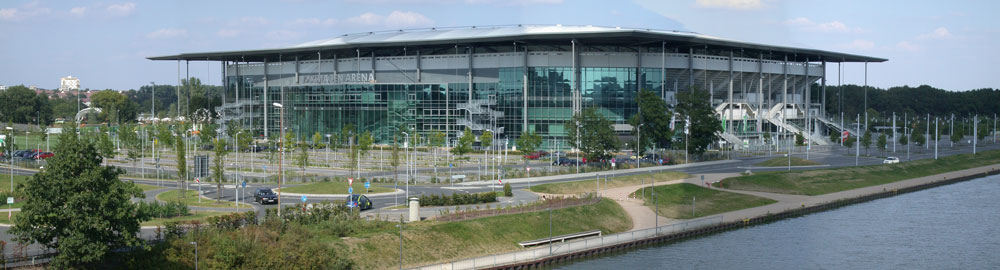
xmin=346 ymin=194 xmax=373 ymax=210
xmin=254 ymin=188 xmax=278 ymax=204
xmin=552 ymin=157 xmax=580 ymax=166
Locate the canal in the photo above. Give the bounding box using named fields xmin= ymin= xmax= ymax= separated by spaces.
xmin=552 ymin=174 xmax=1000 ymax=269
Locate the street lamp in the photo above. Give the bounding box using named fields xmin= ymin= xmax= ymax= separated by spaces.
xmin=325 ymin=134 xmax=332 ymax=165
xmin=6 ymin=127 xmax=12 ymax=196
xmin=636 ymin=123 xmax=644 ymax=168
xmin=150 ymin=82 xmax=156 ymax=121
xmin=190 ymin=241 xmax=198 ymax=270
xmin=272 ymin=102 xmax=284 ymax=217
xmin=401 ymin=131 xmax=410 ymax=200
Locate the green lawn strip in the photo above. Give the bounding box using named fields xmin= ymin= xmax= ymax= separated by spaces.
xmin=755 ymin=156 xmax=822 ymax=167
xmin=156 ymin=189 xmax=251 ymax=209
xmin=529 ymin=171 xmax=690 ymax=194
xmin=0 ymin=211 xmax=18 ymax=224
xmin=0 ymin=174 xmax=31 ymax=193
xmin=632 ymin=183 xmax=776 ymax=219
xmin=717 ymin=149 xmax=1000 ymax=196
xmin=140 ymin=211 xmax=231 ymax=227
xmin=135 ymin=183 xmax=166 ymax=192
xmin=341 ymin=199 xmax=631 ymax=269
xmin=279 ymin=181 xmax=395 ymax=194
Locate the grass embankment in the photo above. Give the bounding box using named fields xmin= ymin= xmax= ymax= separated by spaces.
xmin=755 ymin=156 xmax=822 ymax=167
xmin=0 ymin=211 xmax=18 ymax=224
xmin=280 ymin=181 xmax=395 ymax=194
xmin=0 ymin=174 xmax=30 ymax=193
xmin=342 ymin=199 xmax=631 ymax=269
xmin=529 ymin=171 xmax=690 ymax=194
xmin=156 ymin=189 xmax=250 ymax=209
xmin=717 ymin=149 xmax=1000 ymax=196
xmin=632 ymin=183 xmax=776 ymax=219
xmin=140 ymin=211 xmax=230 ymax=227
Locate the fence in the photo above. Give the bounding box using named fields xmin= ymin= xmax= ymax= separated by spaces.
xmin=415 ymin=215 xmax=724 ymax=270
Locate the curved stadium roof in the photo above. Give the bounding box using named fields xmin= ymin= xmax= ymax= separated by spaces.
xmin=148 ymin=24 xmax=886 ymax=63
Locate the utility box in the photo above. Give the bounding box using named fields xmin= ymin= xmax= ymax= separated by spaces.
xmin=408 ymin=197 xmax=420 ymax=222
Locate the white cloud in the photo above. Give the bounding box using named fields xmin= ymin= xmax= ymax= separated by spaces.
xmin=106 ymin=2 xmax=135 ymax=16
xmin=784 ymin=17 xmax=861 ymax=33
xmin=0 ymin=2 xmax=51 ymax=22
xmin=347 ymin=12 xmax=383 ymax=26
xmin=347 ymin=11 xmax=434 ymax=28
xmin=384 ymin=11 xmax=433 ymax=28
xmin=695 ymin=0 xmax=762 ymax=10
xmin=146 ymin=28 xmax=187 ymax=39
xmin=464 ymin=0 xmax=562 ymax=5
xmin=69 ymin=7 xmax=87 ymax=17
xmin=917 ymin=27 xmax=952 ymax=40
xmin=236 ymin=16 xmax=270 ymax=26
xmin=896 ymin=41 xmax=920 ymax=52
xmin=216 ymin=29 xmax=240 ymax=38
xmin=838 ymin=39 xmax=874 ymax=50
xmin=288 ymin=17 xmax=337 ymax=27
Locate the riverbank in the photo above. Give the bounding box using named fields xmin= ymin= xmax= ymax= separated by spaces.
xmin=418 ymin=158 xmax=1000 ymax=269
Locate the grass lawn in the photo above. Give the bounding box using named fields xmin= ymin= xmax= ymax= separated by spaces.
xmin=341 ymin=199 xmax=631 ymax=269
xmin=134 ymin=183 xmax=166 ymax=192
xmin=755 ymin=156 xmax=822 ymax=167
xmin=632 ymin=183 xmax=776 ymax=219
xmin=717 ymin=149 xmax=1000 ymax=196
xmin=140 ymin=211 xmax=231 ymax=227
xmin=0 ymin=211 xmax=18 ymax=224
xmin=0 ymin=174 xmax=31 ymax=193
xmin=156 ymin=189 xmax=251 ymax=209
xmin=280 ymin=181 xmax=395 ymax=194
xmin=529 ymin=171 xmax=690 ymax=194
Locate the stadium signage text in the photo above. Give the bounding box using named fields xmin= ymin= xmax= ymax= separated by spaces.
xmin=299 ymin=73 xmax=375 ymax=84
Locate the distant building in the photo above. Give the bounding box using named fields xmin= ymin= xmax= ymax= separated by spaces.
xmin=29 ymin=85 xmax=38 ymax=91
xmin=0 ymin=85 xmax=7 ymax=91
xmin=60 ymin=76 xmax=80 ymax=92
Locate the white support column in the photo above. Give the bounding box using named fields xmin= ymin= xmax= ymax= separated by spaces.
xmin=468 ymin=46 xmax=474 ymax=103
xmin=758 ymin=54 xmax=763 ymax=135
xmin=661 ymin=42 xmax=666 ymax=100
xmin=572 ymin=40 xmax=580 ymax=113
xmin=783 ymin=56 xmax=788 ymax=134
xmin=416 ymin=50 xmax=422 ymax=82
xmin=805 ymin=57 xmax=811 ymax=139
xmin=522 ymin=45 xmax=528 ymax=135
xmin=728 ymin=51 xmax=734 ymax=134
xmin=295 ymin=55 xmax=300 ymax=84
xmin=264 ymin=58 xmax=270 ymax=138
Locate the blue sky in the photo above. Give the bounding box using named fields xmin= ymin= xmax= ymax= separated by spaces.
xmin=1 ymin=0 xmax=996 ymax=91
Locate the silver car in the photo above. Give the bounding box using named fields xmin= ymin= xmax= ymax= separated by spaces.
xmin=883 ymin=157 xmax=900 ymax=164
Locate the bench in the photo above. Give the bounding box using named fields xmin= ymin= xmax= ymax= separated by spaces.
xmin=518 ymin=230 xmax=602 ymax=248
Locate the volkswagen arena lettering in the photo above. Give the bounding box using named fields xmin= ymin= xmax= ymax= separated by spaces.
xmin=300 ymin=73 xmax=375 ymax=85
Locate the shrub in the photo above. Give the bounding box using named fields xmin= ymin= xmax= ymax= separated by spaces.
xmin=419 ymin=192 xmax=497 ymax=207
xmin=503 ymin=183 xmax=513 ymax=197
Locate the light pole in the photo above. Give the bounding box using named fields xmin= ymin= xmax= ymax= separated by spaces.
xmin=575 ymin=121 xmax=581 ymax=174
xmin=402 ymin=131 xmax=410 ymax=200
xmin=636 ymin=123 xmax=644 ymax=169
xmin=325 ymin=134 xmax=332 ymax=165
xmin=190 ymin=241 xmax=198 ymax=270
xmin=273 ymin=102 xmax=285 ymax=217
xmin=6 ymin=127 xmax=12 ymax=196
xmin=151 ymin=82 xmax=156 ymax=120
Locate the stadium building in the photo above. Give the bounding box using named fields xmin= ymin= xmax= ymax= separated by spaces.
xmin=149 ymin=25 xmax=885 ymax=149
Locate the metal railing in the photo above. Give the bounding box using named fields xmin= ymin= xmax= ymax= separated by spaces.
xmin=415 ymin=215 xmax=724 ymax=270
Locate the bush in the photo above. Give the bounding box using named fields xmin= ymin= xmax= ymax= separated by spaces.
xmin=503 ymin=183 xmax=513 ymax=197
xmin=137 ymin=200 xmax=190 ymax=220
xmin=419 ymin=192 xmax=497 ymax=207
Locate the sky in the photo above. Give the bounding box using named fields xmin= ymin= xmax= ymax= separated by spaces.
xmin=1 ymin=0 xmax=997 ymax=91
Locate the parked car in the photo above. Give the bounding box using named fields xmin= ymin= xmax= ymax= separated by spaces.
xmin=883 ymin=157 xmax=900 ymax=164
xmin=346 ymin=194 xmax=373 ymax=210
xmin=523 ymin=150 xmax=550 ymax=160
xmin=254 ymin=188 xmax=279 ymax=204
xmin=35 ymin=152 xmax=54 ymax=159
xmin=552 ymin=157 xmax=580 ymax=166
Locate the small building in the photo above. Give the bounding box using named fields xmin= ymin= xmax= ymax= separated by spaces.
xmin=60 ymin=76 xmax=81 ymax=92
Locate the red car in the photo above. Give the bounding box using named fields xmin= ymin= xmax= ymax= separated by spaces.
xmin=523 ymin=151 xmax=550 ymax=160
xmin=37 ymin=152 xmax=54 ymax=159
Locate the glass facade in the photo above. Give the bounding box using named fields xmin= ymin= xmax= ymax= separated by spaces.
xmin=223 ymin=66 xmax=656 ymax=148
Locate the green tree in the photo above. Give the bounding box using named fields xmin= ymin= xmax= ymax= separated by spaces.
xmin=156 ymin=123 xmax=175 ymax=148
xmin=11 ymin=123 xmax=145 ymax=268
xmin=390 ymin=135 xmax=401 ymax=186
xmin=899 ymin=132 xmax=909 ymax=147
xmin=877 ymin=133 xmax=888 ymax=155
xmin=451 ymin=127 xmax=475 ymax=157
xmin=516 ymin=130 xmax=542 ymax=157
xmin=481 ymin=130 xmax=493 ymax=174
xmin=675 ymin=90 xmax=722 ymax=155
xmin=296 ymin=141 xmax=309 ymax=176
xmin=90 ymin=90 xmax=138 ymax=123
xmin=830 ymin=130 xmax=840 ymax=145
xmin=430 ymin=131 xmax=446 ymax=176
xmin=312 ymin=132 xmax=323 ymax=148
xmin=565 ymin=107 xmax=619 ymax=160
xmin=119 ymin=123 xmax=143 ymax=172
xmin=212 ymin=138 xmax=229 ymax=201
xmin=628 ymin=89 xmax=674 ymax=154
xmin=911 ymin=124 xmax=926 ymax=146
xmin=795 ymin=132 xmax=805 ymax=146
xmin=176 ymin=128 xmax=188 ymax=196
xmin=950 ymin=125 xmax=964 ymax=146
xmin=0 ymin=85 xmax=54 ymax=125
xmin=861 ymin=130 xmax=873 ymax=155
xmin=844 ymin=135 xmax=856 ymax=153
